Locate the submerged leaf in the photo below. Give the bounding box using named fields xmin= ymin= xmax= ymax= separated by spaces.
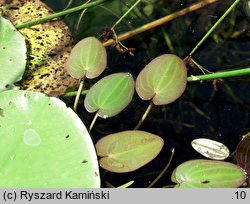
xmin=84 ymin=73 xmax=134 ymax=118
xmin=172 ymin=159 xmax=246 ymax=188
xmin=236 ymin=132 xmax=250 ymax=175
xmin=66 ymin=37 xmax=107 ymax=79
xmin=0 ymin=17 xmax=26 ymax=92
xmin=191 ymin=138 xmax=230 ymax=160
xmin=136 ymin=54 xmax=187 ymax=105
xmin=95 ymin=130 xmax=164 ymax=173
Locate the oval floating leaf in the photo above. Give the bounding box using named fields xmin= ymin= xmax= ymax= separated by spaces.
xmin=191 ymin=138 xmax=230 ymax=160
xmin=0 ymin=17 xmax=27 ymax=92
xmin=66 ymin=36 xmax=107 ymax=79
xmin=236 ymin=132 xmax=250 ymax=175
xmin=0 ymin=90 xmax=100 ymax=187
xmin=136 ymin=54 xmax=187 ymax=105
xmin=84 ymin=73 xmax=134 ymax=118
xmin=95 ymin=130 xmax=164 ymax=173
xmin=171 ymin=159 xmax=246 ymax=188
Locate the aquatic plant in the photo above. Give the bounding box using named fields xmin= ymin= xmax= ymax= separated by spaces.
xmin=0 ymin=0 xmax=249 ymax=188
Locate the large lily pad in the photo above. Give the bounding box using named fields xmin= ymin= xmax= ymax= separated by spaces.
xmin=0 ymin=90 xmax=100 ymax=187
xmin=171 ymin=159 xmax=246 ymax=188
xmin=84 ymin=73 xmax=134 ymax=118
xmin=66 ymin=36 xmax=107 ymax=79
xmin=136 ymin=54 xmax=187 ymax=105
xmin=95 ymin=130 xmax=164 ymax=173
xmin=236 ymin=132 xmax=250 ymax=175
xmin=0 ymin=17 xmax=26 ymax=92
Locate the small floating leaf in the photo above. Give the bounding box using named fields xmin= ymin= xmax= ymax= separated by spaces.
xmin=191 ymin=138 xmax=230 ymax=160
xmin=171 ymin=159 xmax=246 ymax=188
xmin=0 ymin=17 xmax=26 ymax=92
xmin=84 ymin=73 xmax=134 ymax=118
xmin=0 ymin=90 xmax=99 ymax=187
xmin=66 ymin=36 xmax=107 ymax=79
xmin=236 ymin=132 xmax=250 ymax=175
xmin=95 ymin=130 xmax=164 ymax=173
xmin=136 ymin=54 xmax=187 ymax=105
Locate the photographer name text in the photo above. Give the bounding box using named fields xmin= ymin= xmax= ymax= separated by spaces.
xmin=3 ymin=190 xmax=110 ymax=201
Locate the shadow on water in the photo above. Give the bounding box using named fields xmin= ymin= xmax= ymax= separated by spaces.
xmin=49 ymin=0 xmax=250 ymax=187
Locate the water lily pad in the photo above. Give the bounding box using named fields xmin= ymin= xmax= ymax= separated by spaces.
xmin=66 ymin=36 xmax=107 ymax=79
xmin=136 ymin=54 xmax=187 ymax=105
xmin=191 ymin=138 xmax=230 ymax=160
xmin=0 ymin=17 xmax=26 ymax=92
xmin=171 ymin=159 xmax=246 ymax=188
xmin=0 ymin=90 xmax=99 ymax=187
xmin=95 ymin=130 xmax=164 ymax=173
xmin=236 ymin=132 xmax=250 ymax=175
xmin=84 ymin=73 xmax=134 ymax=118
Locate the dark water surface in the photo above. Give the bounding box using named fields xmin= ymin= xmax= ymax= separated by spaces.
xmin=44 ymin=0 xmax=250 ymax=187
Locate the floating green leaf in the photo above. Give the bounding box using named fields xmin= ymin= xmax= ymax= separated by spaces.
xmin=95 ymin=130 xmax=164 ymax=173
xmin=191 ymin=138 xmax=230 ymax=160
xmin=0 ymin=17 xmax=27 ymax=92
xmin=171 ymin=159 xmax=246 ymax=188
xmin=0 ymin=90 xmax=99 ymax=187
xmin=236 ymin=132 xmax=250 ymax=175
xmin=66 ymin=36 xmax=107 ymax=79
xmin=136 ymin=54 xmax=187 ymax=105
xmin=84 ymin=73 xmax=134 ymax=118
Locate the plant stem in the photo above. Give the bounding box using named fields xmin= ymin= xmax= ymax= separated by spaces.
xmin=147 ymin=148 xmax=175 ymax=188
xmin=117 ymin=180 xmax=134 ymax=188
xmin=111 ymin=0 xmax=141 ymax=29
xmin=73 ymin=78 xmax=85 ymax=111
xmin=187 ymin=68 xmax=250 ymax=82
xmin=64 ymin=0 xmax=74 ymax=10
xmin=189 ymin=0 xmax=241 ymax=56
xmin=103 ymin=0 xmax=219 ymax=47
xmin=75 ymin=0 xmax=91 ymax=31
xmin=15 ymin=0 xmax=112 ymax=30
xmin=89 ymin=112 xmax=99 ymax=132
xmin=134 ymin=100 xmax=153 ymax=130
xmin=62 ymin=90 xmax=88 ymax=97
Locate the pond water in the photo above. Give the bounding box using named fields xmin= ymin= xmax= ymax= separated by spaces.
xmin=45 ymin=0 xmax=250 ymax=187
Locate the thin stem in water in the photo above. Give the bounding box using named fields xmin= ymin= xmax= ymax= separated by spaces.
xmin=62 ymin=90 xmax=88 ymax=97
xmin=89 ymin=112 xmax=99 ymax=132
xmin=73 ymin=78 xmax=85 ymax=111
xmin=15 ymin=0 xmax=112 ymax=30
xmin=189 ymin=0 xmax=241 ymax=56
xmin=75 ymin=0 xmax=91 ymax=32
xmin=64 ymin=0 xmax=74 ymax=10
xmin=111 ymin=0 xmax=142 ymax=30
xmin=147 ymin=147 xmax=175 ymax=188
xmin=190 ymin=58 xmax=213 ymax=74
xmin=135 ymin=100 xmax=153 ymax=130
